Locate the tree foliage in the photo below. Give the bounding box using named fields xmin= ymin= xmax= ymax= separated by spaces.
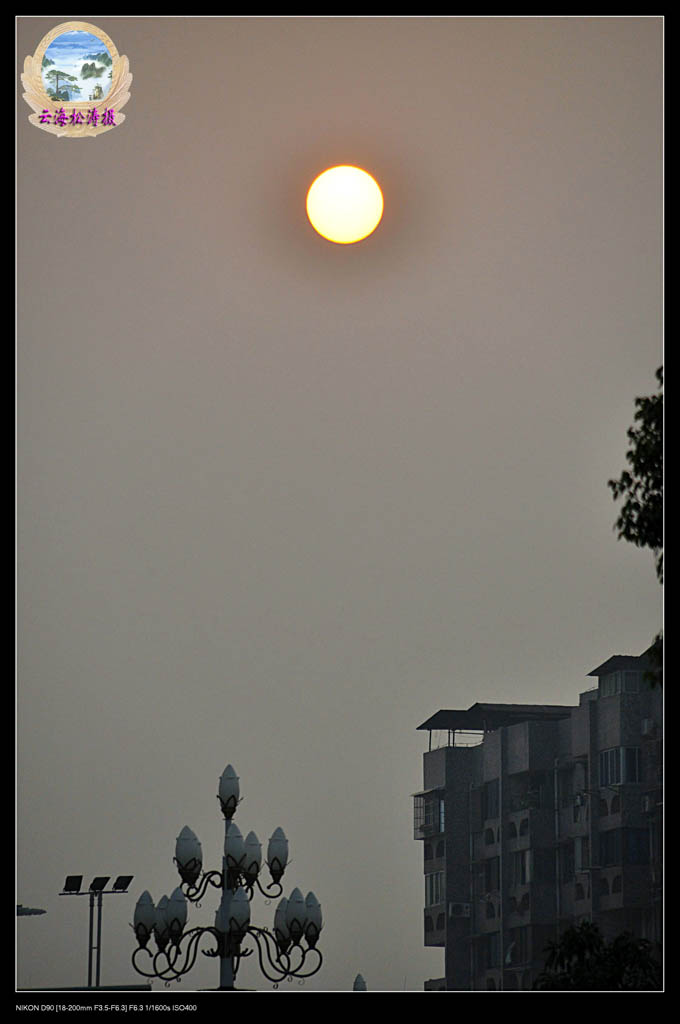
xmin=45 ymin=68 xmax=81 ymax=101
xmin=608 ymin=367 xmax=663 ymax=582
xmin=608 ymin=368 xmax=663 ymax=686
xmin=533 ymin=922 xmax=662 ymax=990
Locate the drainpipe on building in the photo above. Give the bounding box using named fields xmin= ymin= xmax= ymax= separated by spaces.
xmin=468 ymin=782 xmax=475 ymax=989
xmin=499 ymin=730 xmax=505 ymax=991
xmin=553 ymin=758 xmax=561 ymax=936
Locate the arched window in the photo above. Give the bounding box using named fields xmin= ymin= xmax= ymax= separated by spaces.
xmin=486 ymin=900 xmax=495 ymax=919
xmin=611 ymin=875 xmax=622 ymax=894
xmin=519 ymin=818 xmax=529 ymax=836
xmin=599 ymin=798 xmax=609 ymax=817
xmin=485 ymin=827 xmax=495 ymax=845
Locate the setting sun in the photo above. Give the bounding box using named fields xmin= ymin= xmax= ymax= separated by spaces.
xmin=306 ymin=165 xmax=384 ymax=244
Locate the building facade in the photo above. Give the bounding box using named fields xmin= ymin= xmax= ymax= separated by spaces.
xmin=413 ymin=649 xmax=662 ymax=990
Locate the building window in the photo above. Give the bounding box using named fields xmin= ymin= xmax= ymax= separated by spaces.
xmin=560 ymin=840 xmax=575 ymax=883
xmin=507 ymin=926 xmax=530 ymax=966
xmin=484 ymin=827 xmax=496 ymax=845
xmin=600 ymin=671 xmax=641 ymax=697
xmin=533 ymin=848 xmax=556 ymax=884
xmin=519 ymin=818 xmax=529 ymax=837
xmin=483 ymin=779 xmax=500 ymax=820
xmin=425 ymin=797 xmax=445 ymax=832
xmin=482 ymin=931 xmax=501 ymax=969
xmin=599 ymin=829 xmax=622 ymax=867
xmin=484 ymin=856 xmax=500 ymax=892
xmin=575 ymin=836 xmax=590 ymax=872
xmin=511 ymin=849 xmax=531 ymax=887
xmin=624 ymin=672 xmax=641 ymax=692
xmin=425 ymin=871 xmax=444 ymax=907
xmin=599 ymin=747 xmax=641 ymax=786
xmin=600 ymin=674 xmax=618 ymax=697
xmin=625 ymin=828 xmax=650 ymax=865
xmin=414 ymin=792 xmax=445 ymax=838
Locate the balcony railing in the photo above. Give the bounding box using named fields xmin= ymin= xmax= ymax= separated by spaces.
xmin=426 ymin=730 xmax=485 ymax=751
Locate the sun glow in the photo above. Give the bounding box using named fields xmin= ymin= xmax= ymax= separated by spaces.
xmin=306 ymin=165 xmax=384 ymax=244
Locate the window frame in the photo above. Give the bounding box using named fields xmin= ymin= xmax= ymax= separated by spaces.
xmin=599 ymin=746 xmax=641 ymax=786
xmin=425 ymin=870 xmax=444 ymax=907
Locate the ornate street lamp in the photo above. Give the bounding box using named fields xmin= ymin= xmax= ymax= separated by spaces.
xmin=131 ymin=764 xmax=323 ymax=989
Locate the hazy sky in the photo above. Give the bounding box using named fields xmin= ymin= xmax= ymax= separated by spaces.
xmin=17 ymin=16 xmax=662 ymax=994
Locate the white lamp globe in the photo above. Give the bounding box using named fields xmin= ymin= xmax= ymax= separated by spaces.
xmin=266 ymin=827 xmax=289 ymax=884
xmin=218 ymin=764 xmax=240 ymax=819
xmin=285 ymin=887 xmax=307 ymax=943
xmin=166 ymin=887 xmax=188 ymax=944
xmin=229 ymin=887 xmax=251 ymax=942
xmin=175 ymin=825 xmax=202 ymax=884
xmin=224 ymin=822 xmax=246 ymax=871
xmin=304 ymin=891 xmax=322 ymax=947
xmin=243 ymin=831 xmax=262 ymax=884
xmin=133 ymin=891 xmax=156 ymax=948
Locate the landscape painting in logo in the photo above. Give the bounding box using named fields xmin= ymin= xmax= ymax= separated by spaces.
xmin=41 ymin=29 xmax=113 ymax=103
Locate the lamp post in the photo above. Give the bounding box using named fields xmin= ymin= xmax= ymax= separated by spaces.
xmin=131 ymin=764 xmax=323 ymax=990
xmin=60 ymin=874 xmax=134 ymax=987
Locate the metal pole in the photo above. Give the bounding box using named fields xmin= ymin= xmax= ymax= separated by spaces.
xmin=87 ymin=892 xmax=95 ymax=988
xmin=219 ymin=822 xmax=234 ymax=989
xmin=96 ymin=891 xmax=103 ymax=987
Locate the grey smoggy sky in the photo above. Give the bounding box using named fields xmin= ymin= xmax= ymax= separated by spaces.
xmin=17 ymin=16 xmax=662 ymax=993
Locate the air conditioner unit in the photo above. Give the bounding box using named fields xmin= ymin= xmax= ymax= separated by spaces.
xmin=449 ymin=902 xmax=471 ymax=918
xmin=642 ymin=718 xmax=655 ymax=737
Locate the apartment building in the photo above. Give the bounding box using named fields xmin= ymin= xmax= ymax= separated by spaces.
xmin=413 ymin=648 xmax=662 ymax=990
